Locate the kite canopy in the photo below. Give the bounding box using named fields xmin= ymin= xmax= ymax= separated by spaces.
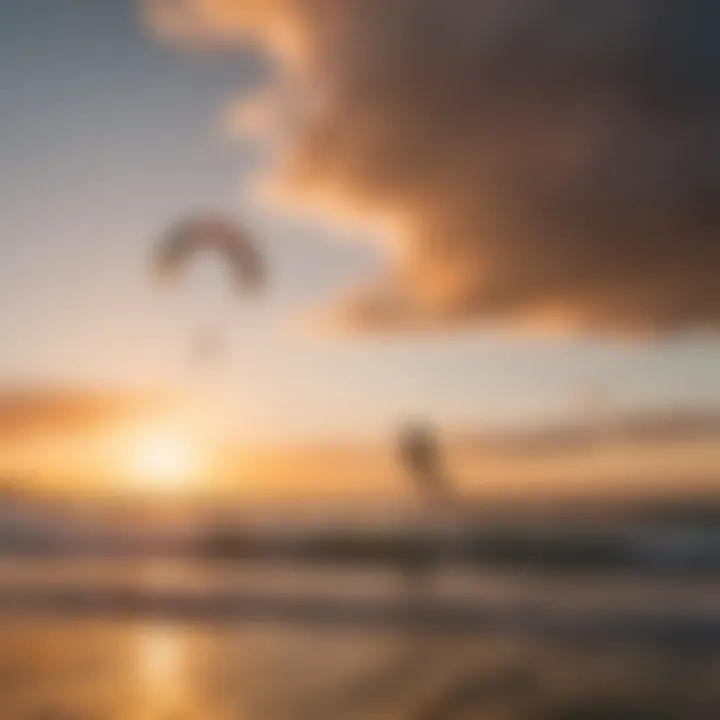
xmin=152 ymin=214 xmax=265 ymax=294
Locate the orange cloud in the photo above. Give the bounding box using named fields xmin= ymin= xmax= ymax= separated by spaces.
xmin=0 ymin=387 xmax=172 ymax=442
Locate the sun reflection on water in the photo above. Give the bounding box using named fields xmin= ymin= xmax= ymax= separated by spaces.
xmin=136 ymin=624 xmax=189 ymax=718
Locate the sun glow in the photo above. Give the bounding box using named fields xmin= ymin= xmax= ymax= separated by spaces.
xmin=129 ymin=431 xmax=202 ymax=492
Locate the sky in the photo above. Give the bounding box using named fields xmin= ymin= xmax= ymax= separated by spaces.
xmin=0 ymin=0 xmax=719 ymax=450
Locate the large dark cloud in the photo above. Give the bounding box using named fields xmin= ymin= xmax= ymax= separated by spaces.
xmin=146 ymin=0 xmax=720 ymax=335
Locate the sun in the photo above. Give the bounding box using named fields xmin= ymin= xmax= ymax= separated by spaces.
xmin=131 ymin=432 xmax=200 ymax=492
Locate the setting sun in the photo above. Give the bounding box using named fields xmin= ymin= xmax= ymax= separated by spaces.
xmin=130 ymin=432 xmax=201 ymax=492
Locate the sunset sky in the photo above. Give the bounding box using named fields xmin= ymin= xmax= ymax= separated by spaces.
xmin=0 ymin=0 xmax=719 ymax=460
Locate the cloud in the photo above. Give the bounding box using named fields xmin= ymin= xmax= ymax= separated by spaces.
xmin=145 ymin=0 xmax=720 ymax=336
xmin=0 ymin=387 xmax=171 ymax=442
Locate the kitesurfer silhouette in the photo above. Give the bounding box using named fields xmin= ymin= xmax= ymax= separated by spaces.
xmin=398 ymin=421 xmax=449 ymax=502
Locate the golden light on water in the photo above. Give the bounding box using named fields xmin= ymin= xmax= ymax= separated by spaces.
xmin=140 ymin=625 xmax=182 ymax=684
xmin=135 ymin=624 xmax=191 ymax=718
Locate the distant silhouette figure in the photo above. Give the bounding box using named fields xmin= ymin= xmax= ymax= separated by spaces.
xmin=397 ymin=422 xmax=456 ymax=598
xmin=398 ymin=422 xmax=448 ymax=501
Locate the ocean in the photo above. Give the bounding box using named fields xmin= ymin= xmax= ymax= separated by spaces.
xmin=0 ymin=556 xmax=718 ymax=719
